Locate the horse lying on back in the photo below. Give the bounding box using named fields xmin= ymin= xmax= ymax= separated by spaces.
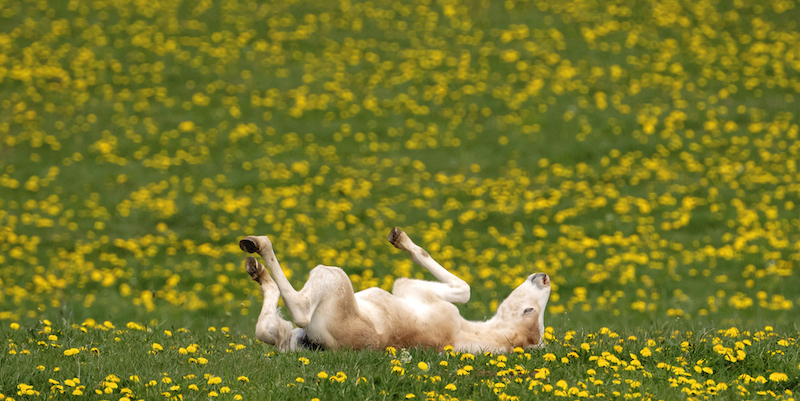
xmin=239 ymin=227 xmax=551 ymax=352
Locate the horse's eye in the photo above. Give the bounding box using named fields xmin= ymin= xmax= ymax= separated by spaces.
xmin=523 ymin=307 xmax=535 ymax=315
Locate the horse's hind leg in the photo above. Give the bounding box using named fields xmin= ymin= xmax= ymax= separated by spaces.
xmin=246 ymin=256 xmax=301 ymax=351
xmin=240 ymin=235 xmax=312 ymax=327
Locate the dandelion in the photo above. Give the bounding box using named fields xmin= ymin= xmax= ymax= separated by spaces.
xmin=63 ymin=348 xmax=80 ymax=356
xmin=769 ymin=372 xmax=788 ymax=382
xmin=417 ymin=362 xmax=429 ymax=371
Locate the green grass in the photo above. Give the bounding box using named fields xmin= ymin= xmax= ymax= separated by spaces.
xmin=2 ymin=0 xmax=800 ymax=398
xmin=3 ymin=320 xmax=799 ymax=400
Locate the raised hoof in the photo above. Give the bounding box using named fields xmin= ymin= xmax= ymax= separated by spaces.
xmin=388 ymin=227 xmax=404 ymax=249
xmin=239 ymin=237 xmax=259 ymax=253
xmin=245 ymin=256 xmax=263 ymax=281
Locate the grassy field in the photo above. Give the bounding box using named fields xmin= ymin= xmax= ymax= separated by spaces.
xmin=1 ymin=0 xmax=799 ymax=399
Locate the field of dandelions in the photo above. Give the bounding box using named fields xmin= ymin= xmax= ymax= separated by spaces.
xmin=2 ymin=0 xmax=799 ymax=399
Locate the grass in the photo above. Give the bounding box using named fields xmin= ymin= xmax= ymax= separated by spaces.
xmin=4 ymin=320 xmax=799 ymax=400
xmin=1 ymin=0 xmax=800 ymax=398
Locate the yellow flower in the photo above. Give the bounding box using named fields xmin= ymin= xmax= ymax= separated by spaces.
xmin=417 ymin=362 xmax=429 ymax=371
xmin=640 ymin=347 xmax=652 ymax=357
xmin=64 ymin=348 xmax=80 ymax=356
xmin=769 ymin=372 xmax=788 ymax=382
xmin=152 ymin=343 xmax=163 ymax=352
xmin=237 ymin=376 xmax=249 ymax=383
xmin=207 ymin=376 xmax=222 ymax=385
xmin=10 ymin=322 xmax=20 ymax=330
xmin=317 ymin=371 xmax=328 ymax=379
xmin=444 ymin=383 xmax=457 ymax=391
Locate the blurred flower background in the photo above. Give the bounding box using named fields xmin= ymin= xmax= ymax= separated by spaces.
xmin=0 ymin=0 xmax=799 ymax=333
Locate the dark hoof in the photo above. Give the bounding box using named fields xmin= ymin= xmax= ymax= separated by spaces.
xmin=239 ymin=238 xmax=259 ymax=253
xmin=388 ymin=227 xmax=402 ymax=248
xmin=245 ymin=256 xmax=261 ymax=281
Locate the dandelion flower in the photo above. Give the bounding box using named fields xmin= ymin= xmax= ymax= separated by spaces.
xmin=769 ymin=372 xmax=788 ymax=382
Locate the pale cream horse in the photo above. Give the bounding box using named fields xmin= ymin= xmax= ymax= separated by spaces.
xmin=239 ymin=227 xmax=551 ymax=353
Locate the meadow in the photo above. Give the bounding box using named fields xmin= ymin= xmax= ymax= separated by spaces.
xmin=1 ymin=0 xmax=799 ymax=399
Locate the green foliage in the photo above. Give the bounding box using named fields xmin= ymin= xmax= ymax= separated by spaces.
xmin=3 ymin=321 xmax=799 ymax=400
